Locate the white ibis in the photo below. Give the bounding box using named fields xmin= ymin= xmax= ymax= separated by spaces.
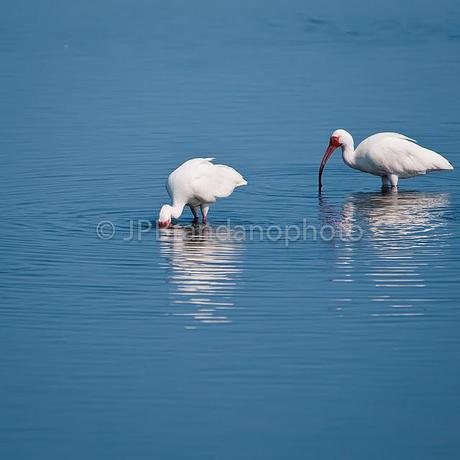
xmin=318 ymin=129 xmax=454 ymax=191
xmin=158 ymin=158 xmax=247 ymax=228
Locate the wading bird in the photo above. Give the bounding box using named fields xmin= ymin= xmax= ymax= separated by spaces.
xmin=318 ymin=130 xmax=453 ymax=191
xmin=158 ymin=158 xmax=247 ymax=228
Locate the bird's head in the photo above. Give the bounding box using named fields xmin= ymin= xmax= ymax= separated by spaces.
xmin=158 ymin=205 xmax=172 ymax=228
xmin=318 ymin=129 xmax=352 ymax=191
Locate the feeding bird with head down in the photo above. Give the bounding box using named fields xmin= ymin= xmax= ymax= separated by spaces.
xmin=158 ymin=158 xmax=247 ymax=228
xmin=318 ymin=129 xmax=454 ymax=191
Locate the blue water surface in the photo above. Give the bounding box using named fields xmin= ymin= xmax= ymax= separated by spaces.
xmin=1 ymin=1 xmax=460 ymax=459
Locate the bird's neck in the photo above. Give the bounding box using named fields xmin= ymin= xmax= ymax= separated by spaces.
xmin=341 ymin=141 xmax=356 ymax=168
xmin=171 ymin=202 xmax=185 ymax=219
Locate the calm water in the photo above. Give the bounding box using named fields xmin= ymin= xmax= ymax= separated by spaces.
xmin=1 ymin=1 xmax=460 ymax=459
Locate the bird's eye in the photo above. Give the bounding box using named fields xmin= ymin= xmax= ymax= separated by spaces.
xmin=331 ymin=136 xmax=340 ymax=146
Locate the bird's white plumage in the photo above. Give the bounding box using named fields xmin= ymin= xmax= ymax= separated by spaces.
xmin=191 ymin=161 xmax=247 ymax=203
xmin=321 ymin=129 xmax=454 ymax=189
xmin=353 ymin=132 xmax=453 ymax=178
xmin=159 ymin=158 xmax=247 ymax=226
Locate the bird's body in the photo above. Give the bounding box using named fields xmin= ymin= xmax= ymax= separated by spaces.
xmin=158 ymin=158 xmax=247 ymax=227
xmin=319 ymin=130 xmax=453 ymax=189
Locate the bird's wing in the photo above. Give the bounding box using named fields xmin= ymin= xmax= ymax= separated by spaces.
xmin=363 ymin=132 xmax=418 ymax=144
xmin=357 ymin=136 xmax=453 ymax=177
xmin=191 ymin=161 xmax=247 ymax=203
xmin=195 ymin=157 xmax=216 ymax=163
xmin=166 ymin=157 xmax=216 ymax=199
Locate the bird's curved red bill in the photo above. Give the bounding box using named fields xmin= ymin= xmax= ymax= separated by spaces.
xmin=318 ymin=142 xmax=338 ymax=191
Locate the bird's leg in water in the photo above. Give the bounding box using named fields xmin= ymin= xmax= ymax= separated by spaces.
xmin=381 ymin=175 xmax=390 ymax=188
xmin=389 ymin=174 xmax=399 ymax=188
xmin=201 ymin=205 xmax=209 ymax=225
xmin=190 ymin=206 xmax=199 ymax=225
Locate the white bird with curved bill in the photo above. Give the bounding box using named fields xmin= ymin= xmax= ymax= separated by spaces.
xmin=318 ymin=129 xmax=454 ymax=191
xmin=158 ymin=158 xmax=247 ymax=228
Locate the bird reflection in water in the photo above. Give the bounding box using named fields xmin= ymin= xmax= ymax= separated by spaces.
xmin=320 ymin=190 xmax=452 ymax=317
xmin=158 ymin=225 xmax=244 ymax=327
